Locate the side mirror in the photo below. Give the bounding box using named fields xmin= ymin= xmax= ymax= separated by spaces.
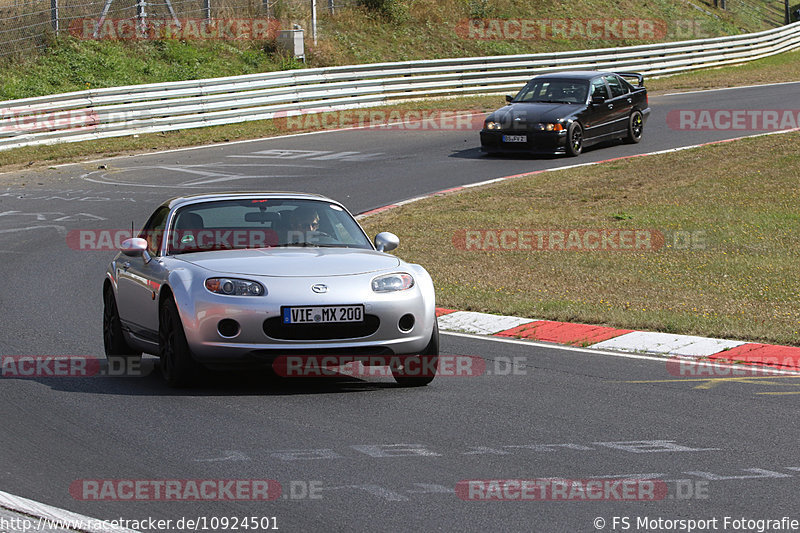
xmin=505 ymin=95 xmax=514 ymax=103
xmin=374 ymin=232 xmax=399 ymax=253
xmin=591 ymin=95 xmax=606 ymax=105
xmin=120 ymin=237 xmax=151 ymax=262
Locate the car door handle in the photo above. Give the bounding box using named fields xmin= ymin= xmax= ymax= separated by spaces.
xmin=607 ymin=104 xmax=614 ymax=109
xmin=627 ymin=98 xmax=632 ymax=103
xmin=122 ymin=261 xmax=131 ymax=270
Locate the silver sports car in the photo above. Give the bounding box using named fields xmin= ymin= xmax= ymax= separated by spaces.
xmin=103 ymin=192 xmax=438 ymax=387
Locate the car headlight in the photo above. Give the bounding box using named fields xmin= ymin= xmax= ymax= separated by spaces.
xmin=205 ymin=278 xmax=266 ymax=296
xmin=484 ymin=121 xmax=502 ymax=130
xmin=372 ymin=273 xmax=414 ymax=292
xmin=538 ymin=122 xmax=564 ymax=131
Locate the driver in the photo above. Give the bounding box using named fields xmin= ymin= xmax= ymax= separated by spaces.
xmin=289 ymin=206 xmax=320 ymax=232
xmin=287 ymin=206 xmax=321 ymax=243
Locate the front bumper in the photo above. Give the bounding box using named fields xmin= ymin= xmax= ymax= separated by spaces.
xmin=177 ymin=274 xmax=435 ymax=364
xmin=480 ymin=129 xmax=567 ymax=154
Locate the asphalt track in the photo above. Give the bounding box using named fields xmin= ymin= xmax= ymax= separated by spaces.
xmin=1 ymin=82 xmax=800 ymax=532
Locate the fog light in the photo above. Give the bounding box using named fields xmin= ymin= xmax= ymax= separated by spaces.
xmin=398 ymin=314 xmax=415 ymax=332
xmin=218 ymin=319 xmax=240 ymax=338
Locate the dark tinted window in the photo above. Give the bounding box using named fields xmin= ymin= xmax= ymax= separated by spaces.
xmin=514 ymin=79 xmax=589 ymax=104
xmin=139 ymin=206 xmax=169 ymax=256
xmin=590 ymin=78 xmax=609 ymax=99
xmin=619 ymin=77 xmax=636 ymax=92
xmin=604 ymin=75 xmax=628 ymax=98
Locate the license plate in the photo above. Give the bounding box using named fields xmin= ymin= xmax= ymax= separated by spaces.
xmin=282 ymin=305 xmax=364 ymax=324
xmin=502 ymin=135 xmax=527 ymax=143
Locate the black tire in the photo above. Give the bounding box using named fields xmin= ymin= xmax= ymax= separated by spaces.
xmin=566 ymin=122 xmax=583 ymax=156
xmin=103 ymin=286 xmax=141 ymax=363
xmin=159 ymin=297 xmax=200 ymax=387
xmin=625 ymin=110 xmax=644 ymax=144
xmin=392 ymin=320 xmax=439 ymax=387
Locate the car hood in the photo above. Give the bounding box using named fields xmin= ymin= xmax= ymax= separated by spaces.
xmin=489 ymin=102 xmax=584 ymax=127
xmin=175 ymin=248 xmax=402 ymax=277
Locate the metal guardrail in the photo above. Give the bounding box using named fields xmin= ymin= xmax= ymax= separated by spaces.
xmin=1 ymin=21 xmax=799 ymax=151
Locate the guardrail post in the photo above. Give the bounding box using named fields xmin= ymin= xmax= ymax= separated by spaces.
xmin=136 ymin=0 xmax=147 ymax=37
xmin=50 ymin=0 xmax=58 ymax=32
xmin=311 ymin=0 xmax=318 ymax=45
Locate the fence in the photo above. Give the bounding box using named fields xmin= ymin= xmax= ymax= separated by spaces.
xmin=1 ymin=0 xmax=795 ymax=59
xmin=1 ymin=20 xmax=799 ymax=151
xmin=0 ymin=0 xmax=360 ymax=57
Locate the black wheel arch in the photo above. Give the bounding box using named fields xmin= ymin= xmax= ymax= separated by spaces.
xmin=102 ymin=277 xmax=114 ymax=299
xmin=158 ymin=284 xmax=175 ymax=310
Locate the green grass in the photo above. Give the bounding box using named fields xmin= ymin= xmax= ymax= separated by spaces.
xmin=314 ymin=0 xmax=782 ymax=65
xmin=0 ymin=0 xmax=788 ymax=99
xmin=0 ymin=39 xmax=304 ymax=100
xmin=360 ymin=132 xmax=800 ymax=346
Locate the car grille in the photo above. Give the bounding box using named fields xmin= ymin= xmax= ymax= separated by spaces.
xmin=263 ymin=315 xmax=381 ymax=340
xmin=250 ymin=346 xmax=395 ymax=359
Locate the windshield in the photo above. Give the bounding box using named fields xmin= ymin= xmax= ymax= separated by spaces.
xmin=166 ymin=198 xmax=372 ymax=254
xmin=513 ymin=79 xmax=589 ymax=104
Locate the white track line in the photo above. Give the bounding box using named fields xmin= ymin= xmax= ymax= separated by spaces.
xmin=660 ymin=79 xmax=800 ymax=97
xmin=47 ymin=111 xmax=489 ymax=170
xmin=441 ymin=331 xmax=800 ymax=376
xmin=0 ymin=490 xmax=139 ymax=533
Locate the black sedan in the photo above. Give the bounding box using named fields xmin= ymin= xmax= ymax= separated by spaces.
xmin=480 ymin=70 xmax=650 ymax=156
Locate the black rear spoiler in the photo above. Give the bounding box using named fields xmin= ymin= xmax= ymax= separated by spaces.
xmin=616 ymin=72 xmax=645 ymax=88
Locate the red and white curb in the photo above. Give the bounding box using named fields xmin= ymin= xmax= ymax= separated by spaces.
xmin=436 ymin=308 xmax=800 ymax=371
xmin=0 ymin=490 xmax=138 ymax=533
xmin=432 ymin=310 xmax=534 ymax=336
